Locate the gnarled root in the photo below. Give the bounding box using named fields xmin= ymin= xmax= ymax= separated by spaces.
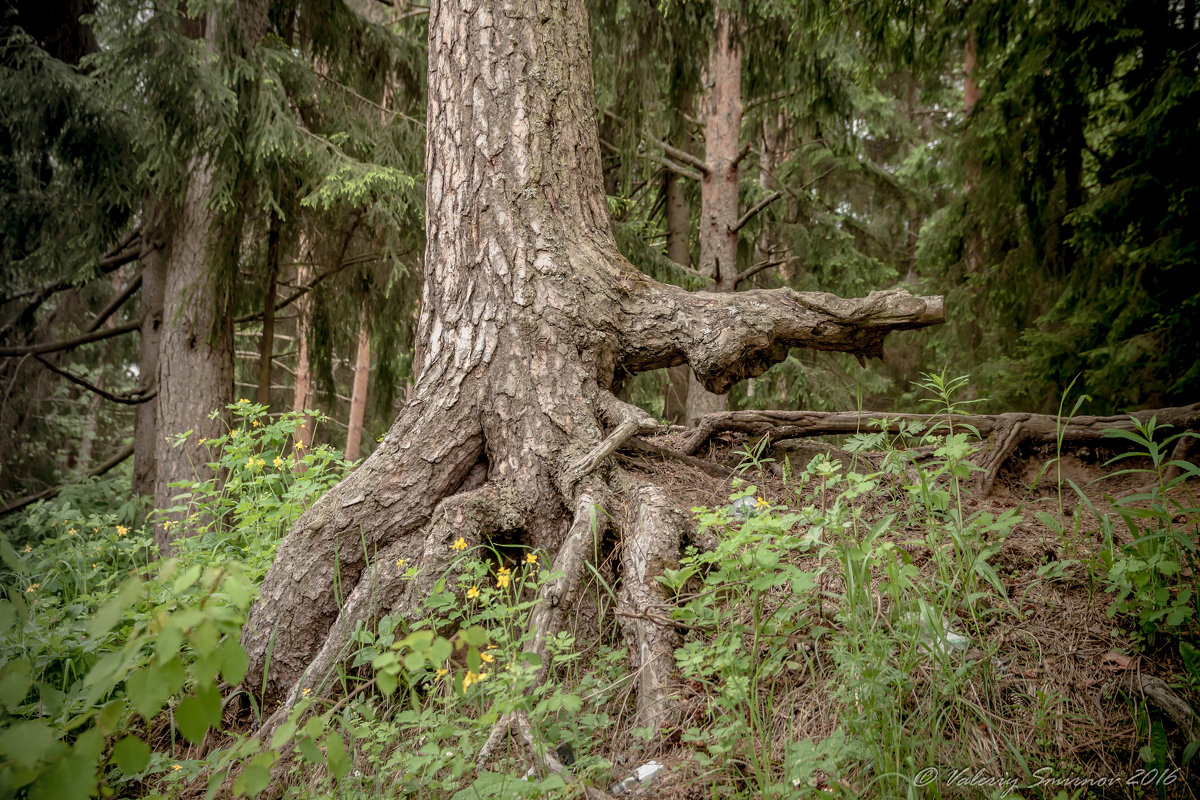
xmin=254 ymin=483 xmax=535 ymax=743
xmin=615 ymin=481 xmax=686 ymax=738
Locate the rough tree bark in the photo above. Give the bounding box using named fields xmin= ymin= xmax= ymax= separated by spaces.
xmin=239 ymin=0 xmax=944 ymax=764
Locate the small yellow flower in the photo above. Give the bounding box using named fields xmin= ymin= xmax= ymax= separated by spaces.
xmin=116 ymin=525 xmax=128 ymax=536
xmin=294 ymin=439 xmax=305 ymax=449
xmin=480 ymin=652 xmax=494 ymax=664
xmin=252 ymin=419 xmax=260 ymax=427
xmin=230 ymin=429 xmax=239 ymax=438
xmin=435 ymin=668 xmax=448 ymax=678
xmin=451 ymin=537 xmax=467 ymax=551
xmin=462 ymin=670 xmax=480 ymax=690
xmin=162 ymin=520 xmax=171 ymax=530
xmin=302 ymin=688 xmax=312 ymax=697
xmin=300 ymin=421 xmax=307 ymax=429
xmin=755 ymin=496 xmax=770 ymax=509
xmin=25 ymin=583 xmax=38 ymax=593
xmin=477 ymin=671 xmax=488 ymax=682
xmin=172 ymin=764 xmax=183 ymax=771
xmin=92 ymin=563 xmax=98 ymax=569
xmin=273 ymin=456 xmax=283 ymax=468
xmin=525 ymin=552 xmax=538 ymax=565
xmin=396 ymin=558 xmax=408 ymax=570
xmin=92 ymin=527 xmax=98 ymax=533
xmin=22 ymin=544 xmax=31 ymax=553
xmin=238 ymin=398 xmax=249 ymax=404
xmin=68 ymin=528 xmax=77 ymax=534
xmin=199 ymin=438 xmax=206 ymax=445
xmin=256 ymin=458 xmax=265 ymax=468
xmin=496 ymin=573 xmax=510 ymax=589
xmin=466 ymin=586 xmax=480 ymax=599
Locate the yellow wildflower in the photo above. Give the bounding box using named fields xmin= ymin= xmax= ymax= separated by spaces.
xmin=463 ymin=670 xmax=482 ymax=690
xmin=92 ymin=563 xmax=98 ymax=569
xmin=466 ymin=586 xmax=480 ymax=599
xmin=172 ymin=764 xmax=182 ymax=771
xmin=451 ymin=537 xmax=467 ymax=551
xmin=116 ymin=525 xmax=127 ymax=536
xmin=477 ymin=672 xmax=488 ymax=682
xmin=230 ymin=429 xmax=239 ymax=438
xmin=199 ymin=438 xmax=206 ymax=445
xmin=162 ymin=520 xmax=171 ymax=530
xmin=755 ymin=496 xmax=770 ymax=509
xmin=496 ymin=573 xmax=510 ymax=589
xmin=299 ymin=421 xmax=306 ymax=429
xmin=480 ymin=652 xmax=494 ymax=664
xmin=396 ymin=558 xmax=408 ymax=570
xmin=22 ymin=544 xmax=31 ymax=553
xmin=302 ymin=688 xmax=312 ymax=697
xmin=252 ymin=419 xmax=260 ymax=427
xmin=68 ymin=528 xmax=77 ymax=535
xmin=294 ymin=439 xmax=305 ymax=449
xmin=273 ymin=456 xmax=283 ymax=468
xmin=256 ymin=458 xmax=265 ymax=468
xmin=92 ymin=527 xmax=98 ymax=533
xmin=25 ymin=583 xmax=38 ymax=593
xmin=238 ymin=398 xmax=249 ymax=404
xmin=525 ymin=552 xmax=538 ymax=565
xmin=435 ymin=668 xmax=448 ymax=678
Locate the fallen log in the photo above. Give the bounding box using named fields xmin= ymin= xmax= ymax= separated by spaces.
xmin=680 ymin=403 xmax=1200 ymax=495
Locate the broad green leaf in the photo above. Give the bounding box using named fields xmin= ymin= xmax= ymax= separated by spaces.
xmin=126 ymin=657 xmax=185 ymax=721
xmin=111 ymin=735 xmax=151 ymax=774
xmin=89 ymin=576 xmax=143 ymax=639
xmin=325 ymin=731 xmax=348 ymax=779
xmin=219 ymin=638 xmax=249 ymax=685
xmin=0 ymin=720 xmax=57 ymax=769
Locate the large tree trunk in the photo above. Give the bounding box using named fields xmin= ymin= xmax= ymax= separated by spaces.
xmin=686 ymin=4 xmax=743 ymax=422
xmin=152 ymin=155 xmax=235 ymax=543
xmin=152 ymin=3 xmax=264 ymax=546
xmin=240 ymin=0 xmax=944 ymax=763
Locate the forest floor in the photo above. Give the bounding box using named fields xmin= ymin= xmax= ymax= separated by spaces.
xmin=597 ymin=432 xmax=1200 ymax=800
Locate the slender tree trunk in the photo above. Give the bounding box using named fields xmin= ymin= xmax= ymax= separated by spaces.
xmin=344 ymin=297 xmax=371 ymax=461
xmin=256 ymin=213 xmax=280 ymax=406
xmin=687 ymin=4 xmax=743 ymax=422
xmin=662 ymin=96 xmax=694 ymax=426
xmin=133 ymin=227 xmax=166 ymax=498
xmin=239 ymin=0 xmax=944 ymax=764
xmin=963 ymin=27 xmax=983 ymax=275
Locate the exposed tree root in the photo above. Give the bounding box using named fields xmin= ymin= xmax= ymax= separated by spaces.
xmin=253 ymin=484 xmax=536 ymax=742
xmin=681 ymin=403 xmax=1200 ymax=494
xmin=616 ymin=482 xmax=687 ymax=736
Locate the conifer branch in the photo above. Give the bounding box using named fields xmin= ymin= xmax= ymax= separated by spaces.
xmin=730 ymin=141 xmax=754 ymax=170
xmin=601 ymin=109 xmax=711 ymax=175
xmin=733 ymin=257 xmax=796 ymax=287
xmin=85 ymin=271 xmax=142 ymax=333
xmin=32 ymin=355 xmax=156 ymax=405
xmin=0 ymin=321 xmax=140 ymax=357
xmin=730 ymin=190 xmax=783 ymax=233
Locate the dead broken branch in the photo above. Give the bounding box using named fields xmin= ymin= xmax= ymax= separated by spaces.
xmin=681 ymin=403 xmax=1200 ymax=495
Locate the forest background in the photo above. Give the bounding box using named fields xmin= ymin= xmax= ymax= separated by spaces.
xmin=2 ymin=0 xmax=1197 ymax=512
